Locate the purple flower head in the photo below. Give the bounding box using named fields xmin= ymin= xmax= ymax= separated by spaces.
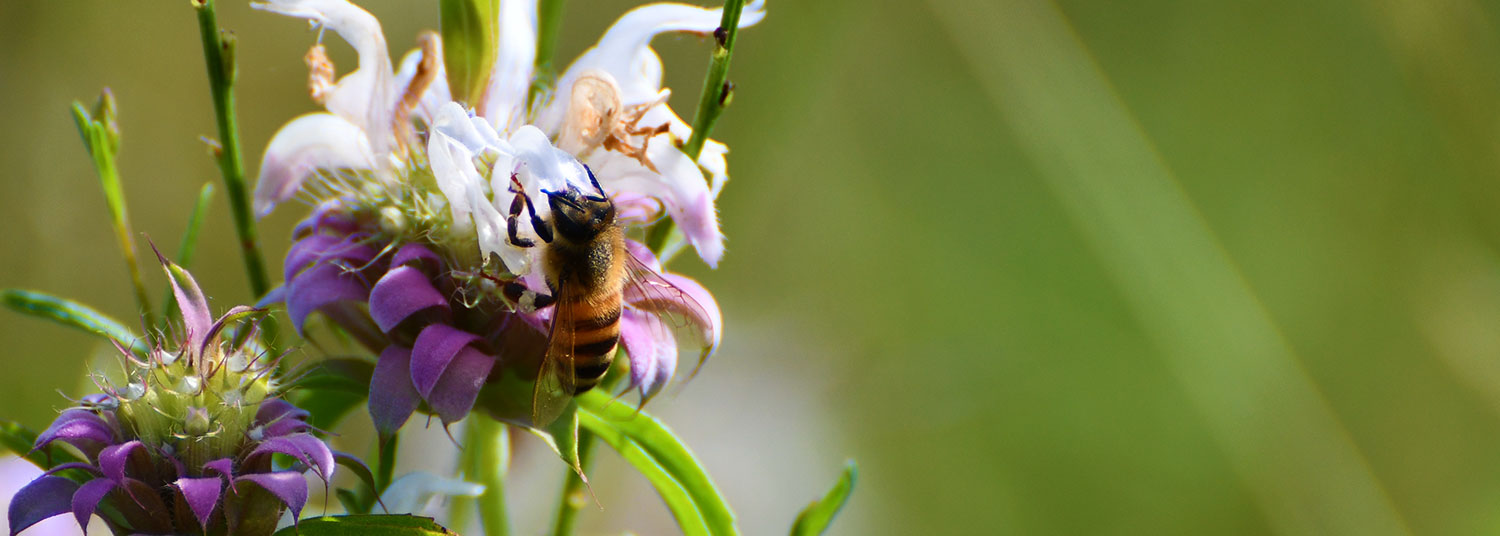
xmin=254 ymin=0 xmax=742 ymax=431
xmin=284 ymin=199 xmax=721 ymax=432
xmin=7 ymin=261 xmax=337 ymax=536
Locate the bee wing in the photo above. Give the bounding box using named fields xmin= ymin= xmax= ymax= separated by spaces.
xmin=531 ymin=283 xmax=579 ymax=427
xmin=621 ymin=254 xmax=722 ymax=379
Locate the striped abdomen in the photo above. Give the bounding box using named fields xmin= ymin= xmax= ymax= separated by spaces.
xmin=562 ymin=291 xmax=622 ymax=394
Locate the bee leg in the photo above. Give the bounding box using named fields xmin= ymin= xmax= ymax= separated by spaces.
xmin=502 ymin=281 xmax=556 ymax=312
xmin=583 ymin=165 xmax=610 ymax=202
xmin=507 ymin=173 xmax=554 ymax=245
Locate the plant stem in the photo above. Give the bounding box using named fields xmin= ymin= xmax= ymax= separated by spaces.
xmin=549 ymin=428 xmax=598 ymax=536
xmin=645 ymin=0 xmax=746 ymax=260
xmin=71 ymin=94 xmax=155 ymax=334
xmin=376 ymin=432 xmax=399 ymax=496
xmin=471 ymin=417 xmax=511 ymax=536
xmin=192 ymin=0 xmax=270 ymax=300
xmin=682 ymin=0 xmax=746 ymax=162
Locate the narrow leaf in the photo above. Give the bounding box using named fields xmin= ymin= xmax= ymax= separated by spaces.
xmin=576 ymin=391 xmax=736 ymax=535
xmin=790 ymin=460 xmax=857 ymax=536
xmin=527 ymin=400 xmax=581 ymax=477
xmin=1 ymin=289 xmax=146 ymax=355
xmin=577 ymin=410 xmax=709 ymax=535
xmin=272 ymin=514 xmax=455 ymax=535
xmin=72 ymin=90 xmax=154 ymax=329
xmin=439 ymin=0 xmax=498 ymax=106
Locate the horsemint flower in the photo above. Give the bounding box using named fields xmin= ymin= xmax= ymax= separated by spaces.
xmin=252 ymin=0 xmax=742 ymax=431
xmin=6 ymin=259 xmax=343 ymax=536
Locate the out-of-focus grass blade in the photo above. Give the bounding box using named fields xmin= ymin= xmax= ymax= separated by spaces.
xmin=926 ymin=1 xmax=1411 ymax=534
xmin=272 ymin=515 xmax=455 ymax=535
xmin=790 ymin=460 xmax=856 ymax=536
xmin=577 ymin=390 xmax=736 ymax=535
xmin=1 ymin=289 xmax=146 ymax=356
xmin=162 ymin=182 xmax=215 ymax=321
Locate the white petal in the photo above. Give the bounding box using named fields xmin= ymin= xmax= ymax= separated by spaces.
xmin=254 ymin=113 xmax=377 ymax=216
xmin=510 ymin=125 xmax=591 ymax=196
xmin=588 ymin=138 xmax=724 ymax=267
xmin=646 ymin=103 xmax=730 ymax=196
xmin=538 ymin=0 xmax=767 ymax=132
xmin=255 ymin=0 xmax=397 ymax=156
xmin=394 ymin=47 xmax=453 ymax=125
xmin=483 ymin=0 xmax=539 ymax=130
xmin=377 ymin=471 xmax=484 ymax=515
xmin=431 ymin=105 xmax=533 ymax=274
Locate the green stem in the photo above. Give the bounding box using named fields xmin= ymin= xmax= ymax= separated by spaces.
xmin=549 ymin=428 xmax=598 ymax=536
xmin=528 ymin=0 xmax=567 ymax=108
xmin=645 ymin=0 xmax=746 ymax=260
xmin=71 ymin=94 xmax=154 ymax=334
xmin=472 ymin=417 xmax=511 ymax=536
xmin=682 ymin=0 xmax=745 ymax=162
xmin=376 ymin=432 xmax=398 ymax=496
xmin=192 ymin=0 xmax=270 ymax=300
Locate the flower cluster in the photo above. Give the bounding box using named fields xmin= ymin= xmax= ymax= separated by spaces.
xmin=6 ymin=262 xmax=336 ymax=536
xmin=254 ymin=0 xmax=744 ymax=428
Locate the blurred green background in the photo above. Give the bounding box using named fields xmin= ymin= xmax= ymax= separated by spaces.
xmin=6 ymin=0 xmax=1500 ymax=534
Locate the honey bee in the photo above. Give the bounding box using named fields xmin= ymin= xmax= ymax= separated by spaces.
xmin=505 ymin=166 xmax=708 ymax=426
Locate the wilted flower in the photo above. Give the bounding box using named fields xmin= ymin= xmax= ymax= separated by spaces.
xmin=6 ymin=260 xmax=344 ymax=536
xmin=253 ymin=0 xmax=742 ymax=429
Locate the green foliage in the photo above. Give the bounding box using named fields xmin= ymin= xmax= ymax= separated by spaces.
xmin=162 ymin=183 xmax=215 ymax=321
xmin=71 ymin=89 xmax=153 ymax=331
xmin=439 ymin=0 xmax=498 ymax=107
xmin=193 ymin=0 xmax=270 ymax=301
xmin=0 ymin=420 xmax=82 ymax=473
xmin=272 ymin=515 xmax=455 ymax=535
xmin=790 ymin=461 xmax=857 ymax=536
xmin=1 ymin=289 xmax=146 ymax=355
xmin=287 ymin=358 xmax=375 ymax=431
xmin=576 ymin=390 xmax=737 ymax=536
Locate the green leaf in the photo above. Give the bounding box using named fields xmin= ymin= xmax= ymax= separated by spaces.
xmin=440 ymin=0 xmax=498 ymax=106
xmin=790 ymin=461 xmax=857 ymax=536
xmin=272 ymin=515 xmax=455 ymax=535
xmin=0 ymin=421 xmax=85 ymax=475
xmin=72 ymin=89 xmax=154 ymax=330
xmin=576 ymin=390 xmax=737 ymax=535
xmin=288 ymin=358 xmax=374 ymax=430
xmin=1 ymin=289 xmax=147 ymax=355
xmin=578 ymin=411 xmax=708 ymax=535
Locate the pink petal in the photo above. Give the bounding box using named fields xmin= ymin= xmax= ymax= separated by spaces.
xmin=254 ymin=113 xmax=377 ymax=216
xmin=540 ymin=0 xmax=766 ymax=130
xmin=7 ymin=475 xmax=77 ymax=535
xmin=172 ymin=477 xmax=222 ymax=529
xmin=234 ymin=472 xmax=309 ymax=521
xmin=369 ymin=346 xmax=422 ymax=436
xmin=253 ymin=0 xmax=396 ymax=156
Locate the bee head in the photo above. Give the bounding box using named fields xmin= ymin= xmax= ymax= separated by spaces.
xmin=545 ymin=183 xmax=614 ymax=243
